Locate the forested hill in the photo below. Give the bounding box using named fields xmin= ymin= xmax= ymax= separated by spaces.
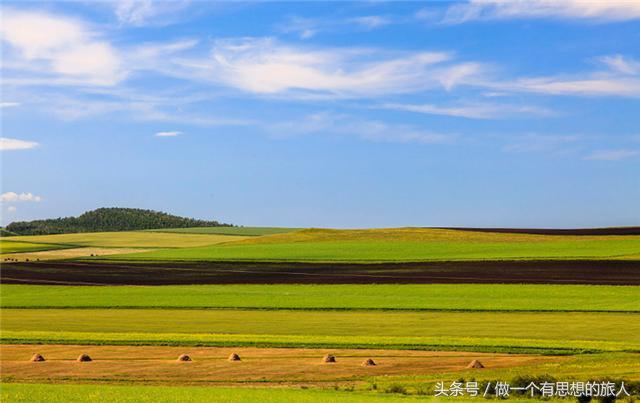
xmin=4 ymin=208 xmax=230 ymax=235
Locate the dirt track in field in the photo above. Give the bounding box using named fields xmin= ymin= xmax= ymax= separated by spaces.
xmin=0 ymin=344 xmax=560 ymax=386
xmin=2 ymin=259 xmax=639 ymax=285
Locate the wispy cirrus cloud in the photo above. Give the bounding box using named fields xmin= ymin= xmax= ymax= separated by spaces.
xmin=584 ymin=149 xmax=639 ymax=161
xmin=113 ymin=0 xmax=192 ymax=27
xmin=0 ymin=137 xmax=39 ymax=151
xmin=598 ymin=55 xmax=640 ymax=75
xmin=381 ymin=102 xmax=554 ymax=119
xmin=184 ymin=38 xmax=484 ymax=98
xmin=489 ymin=54 xmax=640 ymax=98
xmin=155 ymin=131 xmax=181 ymax=137
xmin=442 ymin=0 xmax=640 ymax=24
xmin=279 ymin=15 xmax=392 ymax=39
xmin=502 ymin=134 xmax=580 ymax=154
xmin=271 ymin=112 xmax=455 ymax=145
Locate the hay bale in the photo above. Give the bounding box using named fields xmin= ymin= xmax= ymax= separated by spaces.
xmin=467 ymin=359 xmax=484 ymax=369
xmin=31 ymin=353 xmax=45 ymax=362
xmin=77 ymin=354 xmax=92 ymax=362
xmin=228 ymin=353 xmax=241 ymax=361
xmin=322 ymin=354 xmax=336 ymax=363
xmin=362 ymin=358 xmax=376 ymax=366
xmin=177 ymin=354 xmax=191 ymax=362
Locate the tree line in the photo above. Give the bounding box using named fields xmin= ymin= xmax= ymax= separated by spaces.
xmin=4 ymin=207 xmax=230 ymax=235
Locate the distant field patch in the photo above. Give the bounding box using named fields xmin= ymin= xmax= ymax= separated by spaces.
xmin=3 ymin=284 xmax=638 ymax=312
xmin=9 ymin=232 xmax=249 ymax=249
xmin=0 ymin=240 xmax=69 ymax=254
xmin=147 ymin=227 xmax=300 ymax=236
xmin=1 ymin=247 xmax=150 ymax=262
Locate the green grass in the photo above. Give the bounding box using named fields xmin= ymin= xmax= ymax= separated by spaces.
xmin=0 ymin=383 xmax=431 ymax=402
xmin=3 ymin=284 xmax=639 ymax=312
xmin=2 ymin=309 xmax=638 ymax=353
xmin=0 ymin=240 xmax=69 ymax=254
xmin=107 ymin=228 xmax=640 ymax=262
xmin=146 ymin=226 xmax=300 ymax=236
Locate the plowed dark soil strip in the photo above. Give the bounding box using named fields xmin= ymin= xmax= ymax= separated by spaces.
xmin=437 ymin=227 xmax=640 ymax=236
xmin=2 ymin=260 xmax=639 ymax=285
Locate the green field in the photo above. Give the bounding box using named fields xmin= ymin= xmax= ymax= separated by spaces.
xmin=1 ymin=231 xmax=247 ymax=250
xmin=0 ymin=383 xmax=458 ymax=402
xmin=146 ymin=226 xmax=300 ymax=236
xmin=3 ymin=309 xmax=638 ymax=353
xmin=3 ymin=284 xmax=639 ymax=312
xmin=106 ymin=228 xmax=640 ymax=262
xmin=0 ymin=240 xmax=70 ymax=254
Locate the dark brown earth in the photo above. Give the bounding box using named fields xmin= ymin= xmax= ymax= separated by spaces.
xmin=2 ymin=259 xmax=639 ymax=285
xmin=437 ymin=227 xmax=640 ymax=236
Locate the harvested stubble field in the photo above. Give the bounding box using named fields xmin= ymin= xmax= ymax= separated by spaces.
xmin=0 ymin=345 xmax=555 ymax=385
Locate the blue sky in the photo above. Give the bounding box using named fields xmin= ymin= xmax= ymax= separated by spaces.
xmin=1 ymin=1 xmax=639 ymax=228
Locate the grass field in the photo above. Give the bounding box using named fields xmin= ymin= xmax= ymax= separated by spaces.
xmin=107 ymin=228 xmax=640 ymax=262
xmin=0 ymin=240 xmax=70 ymax=254
xmin=146 ymin=226 xmax=300 ymax=236
xmin=2 ymin=309 xmax=638 ymax=353
xmin=3 ymin=231 xmax=248 ymax=249
xmin=0 ymin=383 xmax=461 ymax=402
xmin=3 ymin=284 xmax=639 ymax=312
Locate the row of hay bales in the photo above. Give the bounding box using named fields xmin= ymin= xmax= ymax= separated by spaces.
xmin=31 ymin=353 xmax=484 ymax=368
xmin=30 ymin=353 xmax=376 ymax=366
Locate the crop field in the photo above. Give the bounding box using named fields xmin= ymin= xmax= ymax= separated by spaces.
xmin=2 ymin=308 xmax=639 ymax=353
xmin=2 ymin=284 xmax=639 ymax=312
xmin=0 ymin=240 xmax=70 ymax=254
xmin=106 ymin=228 xmax=640 ymax=262
xmin=0 ymin=383 xmax=489 ymax=402
xmin=5 ymin=231 xmax=248 ymax=249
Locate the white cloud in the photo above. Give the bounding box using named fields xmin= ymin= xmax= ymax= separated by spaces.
xmin=506 ymin=76 xmax=640 ymax=97
xmin=0 ymin=192 xmax=43 ymax=203
xmin=443 ymin=0 xmax=640 ymax=24
xmin=0 ymin=137 xmax=39 ymax=151
xmin=0 ymin=102 xmax=20 ymax=108
xmin=155 ymin=131 xmax=182 ymax=137
xmin=280 ymin=15 xmax=392 ymax=39
xmin=7 ymin=206 xmax=17 ymax=213
xmin=502 ymin=134 xmax=579 ymax=153
xmin=113 ymin=0 xmax=191 ymax=27
xmin=0 ymin=9 xmax=125 ymax=86
xmin=272 ymin=112 xmax=454 ymax=145
xmin=382 ymin=102 xmax=553 ymax=119
xmin=490 ymin=55 xmax=640 ymax=97
xmin=197 ymin=38 xmax=483 ymax=98
xmin=115 ymin=0 xmax=154 ymax=25
xmin=584 ymin=149 xmax=639 ymax=161
xmin=350 ymin=16 xmax=391 ymax=29
xmin=599 ymin=55 xmax=640 ymax=75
